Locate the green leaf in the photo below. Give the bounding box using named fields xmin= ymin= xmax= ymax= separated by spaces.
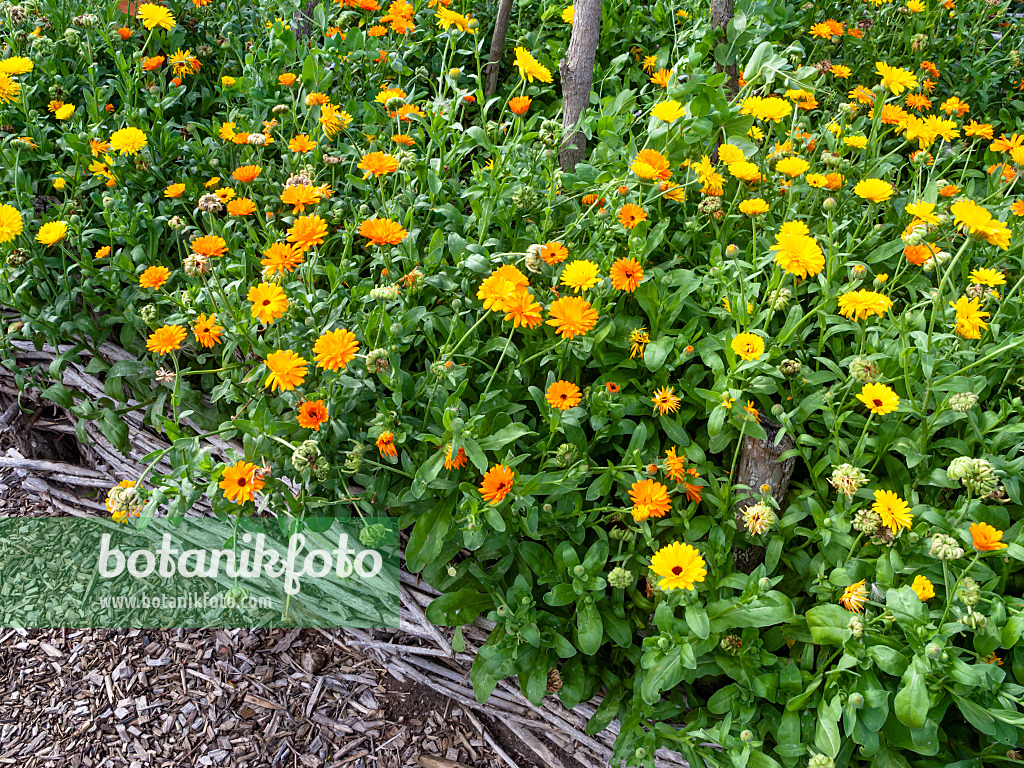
xmin=643 ymin=336 xmax=673 ymax=371
xmin=814 ymin=694 xmax=842 ymax=758
xmin=639 ymin=652 xmax=682 ymax=705
xmin=867 ymin=645 xmax=909 ymax=676
xmin=425 ymin=590 xmax=493 ymax=626
xmin=41 ymin=383 xmax=74 ymax=408
xmin=576 ymin=600 xmax=603 ymax=655
xmin=476 ymin=423 xmax=535 ymax=451
xmin=406 ymin=495 xmax=455 ymax=573
xmin=894 ymin=657 xmax=929 ymax=730
xmin=806 ymin=604 xmax=853 ymax=645
xmin=685 ymin=605 xmax=710 ymax=639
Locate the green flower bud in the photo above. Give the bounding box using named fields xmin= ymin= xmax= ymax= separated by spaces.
xmin=848 ymin=692 xmax=865 ymax=709
xmin=720 ymin=634 xmax=743 ymax=654
xmin=809 ymin=754 xmax=835 ymax=768
xmin=779 ymin=358 xmax=802 ymax=376
xmin=740 ymin=729 xmax=754 ymax=743
xmin=608 ymin=566 xmax=632 ymax=589
xmin=925 ymin=642 xmax=942 ymax=659
xmin=948 ymin=392 xmax=978 ymax=412
xmin=359 ymin=522 xmax=388 ymax=548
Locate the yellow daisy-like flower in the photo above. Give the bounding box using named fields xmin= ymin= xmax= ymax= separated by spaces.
xmin=905 ymin=200 xmax=940 ymax=225
xmin=775 ymin=156 xmax=809 ymax=177
xmin=651 ymin=386 xmax=681 ymax=415
xmin=875 ymin=61 xmax=917 ymax=95
xmin=911 ymin=575 xmax=934 ymax=601
xmin=731 ymin=332 xmax=765 ymax=361
xmin=872 ymin=489 xmax=912 ymax=531
xmin=837 ymin=290 xmax=894 ymax=321
xmin=263 ymin=349 xmax=307 ymax=392
xmin=856 ymin=382 xmax=900 ymax=415
xmin=854 ymin=178 xmax=894 ymax=203
xmin=146 ymin=324 xmax=187 ymax=355
xmin=0 ymin=56 xmax=33 ymax=75
xmin=651 ymin=100 xmax=686 ymax=123
xmin=968 ymin=268 xmax=1006 ymax=287
xmin=36 ymin=220 xmax=68 ymax=246
xmin=839 ymin=579 xmax=869 ymax=613
xmin=109 ymin=126 xmax=148 ymax=156
xmin=0 ymin=204 xmax=24 ymax=243
xmin=513 ymin=47 xmax=552 ymax=83
xmin=949 ymin=296 xmax=990 ymax=339
xmin=137 ymin=2 xmax=176 ymax=30
xmin=650 ymin=541 xmax=706 ymax=591
xmin=247 ymin=282 xmax=289 ymax=324
xmin=559 ymin=260 xmax=601 ymax=293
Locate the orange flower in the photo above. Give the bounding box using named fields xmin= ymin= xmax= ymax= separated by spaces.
xmin=117 ymin=27 xmax=133 ymax=40
xmin=629 ymin=478 xmax=671 ymax=521
xmin=359 ymin=217 xmax=408 ymax=246
xmin=540 ymin=241 xmax=568 ymax=265
xmin=219 ymin=461 xmax=266 ymax=504
xmin=146 ymin=325 xmax=187 ymax=355
xmin=289 ymin=134 xmax=317 ymax=152
xmin=287 ymin=215 xmax=329 ymax=251
xmin=192 ymin=313 xmax=223 ymax=348
xmin=314 ymin=328 xmax=360 ymax=371
xmin=139 ymin=265 xmax=170 ymax=289
xmin=358 ymin=151 xmax=399 ymax=178
xmin=191 ymin=234 xmax=227 ymax=258
xmin=261 ymin=242 xmax=305 ymax=275
xmin=279 ymin=73 xmax=297 ymax=86
xmin=509 ymin=96 xmax=531 ymax=115
xmin=479 ymin=464 xmax=514 ymax=505
xmin=298 ymin=400 xmax=329 ymax=430
xmin=280 ymin=184 xmax=321 ymax=213
xmin=232 ymin=165 xmax=262 ymax=183
xmin=546 ymin=296 xmax=598 ymax=338
xmin=143 ymin=56 xmax=165 ymax=71
xmin=391 ymin=133 xmax=415 ymax=146
xmin=609 ymin=257 xmax=644 ymax=292
xmin=444 ymin=444 xmax=468 ymax=470
xmin=546 ymin=380 xmax=582 ymax=410
xmin=605 ymin=382 xmax=620 ymax=394
xmin=904 ymin=244 xmax=936 ymax=266
xmin=264 ymin=350 xmax=307 ymax=392
xmin=970 ymin=522 xmax=1007 ymax=551
xmin=617 ymin=203 xmax=647 ymax=229
xmin=227 ymin=198 xmax=257 ymax=216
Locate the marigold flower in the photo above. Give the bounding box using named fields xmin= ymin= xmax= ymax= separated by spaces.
xmin=480 ymin=465 xmax=514 ymax=505
xmin=358 ymin=151 xmax=399 ymax=178
xmin=651 ymin=100 xmax=685 ymax=122
xmin=287 ymin=215 xmax=329 ymax=251
xmin=770 ymin=221 xmax=824 ymax=277
xmin=911 ymin=575 xmax=934 ymax=601
xmin=609 ymin=258 xmax=643 ymax=292
xmin=227 ymin=198 xmax=257 ymax=216
xmin=191 ymin=235 xmax=227 ymax=258
xmin=650 ymin=541 xmax=706 ymax=590
xmin=261 ymin=242 xmax=305 ymax=275
xmin=359 ymin=217 xmax=408 ymax=246
xmin=631 ymin=149 xmax=672 ymax=180
xmin=775 ymin=156 xmax=809 ymax=177
xmin=279 ymin=73 xmax=297 ymax=86
xmin=740 ymin=96 xmax=791 ymax=122
xmin=192 ymin=313 xmax=223 ymax=348
xmin=0 ymin=204 xmax=24 ymax=243
xmin=875 ymin=61 xmax=917 ymax=95
xmin=629 ymin=479 xmax=672 ymax=521
xmin=839 ymin=579 xmax=869 ymax=613
xmin=873 ymin=489 xmax=912 ymax=531
xmin=540 ymin=241 xmax=568 ymax=265
xmin=264 ymin=349 xmax=307 ymax=392
xmin=854 ymin=178 xmax=894 ymax=203
xmin=280 ymin=184 xmax=321 ymax=214
xmin=617 ymin=204 xmax=647 ymax=229
xmin=970 ymin=521 xmax=1007 ymax=551
xmin=36 ymin=220 xmax=68 ymax=246
xmin=137 ymin=2 xmax=176 ymax=30
xmin=739 ymin=198 xmax=768 ymax=216
xmin=109 ymin=126 xmax=147 ymax=156
xmin=0 ymin=74 xmax=21 ymax=105
xmin=164 ymin=183 xmax=186 ymax=198
xmin=904 ymin=244 xmax=936 ymax=266
xmin=546 ymin=380 xmax=582 ymax=411
xmin=220 ymin=461 xmax=265 ymax=504
xmin=837 ymin=290 xmax=894 ymax=321
xmin=731 ymin=332 xmax=765 ymax=361
xmin=146 ymin=324 xmax=187 ymax=355
xmin=651 ymin=386 xmax=681 ymax=415
xmin=314 ymin=328 xmax=360 ymax=371
xmin=546 ymin=296 xmax=598 ymax=338
xmin=513 ymin=47 xmax=551 ymax=83
xmin=247 ymin=282 xmax=289 ymax=324
xmin=444 ymin=444 xmax=468 ymax=470
xmin=288 ymin=134 xmax=317 ymax=153
xmin=950 ymin=296 xmax=990 ymax=340
xmin=969 ymin=268 xmax=1006 ymax=287
xmin=231 ymin=165 xmax=261 ymax=183
xmin=857 ymin=382 xmax=900 ymax=415
xmin=560 ymin=260 xmax=601 ymax=293
xmin=502 ymin=289 xmax=543 ymax=329
xmin=139 ymin=265 xmax=170 ymax=289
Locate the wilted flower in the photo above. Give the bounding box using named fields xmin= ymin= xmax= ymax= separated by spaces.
xmin=829 ymin=463 xmax=868 ymax=498
xmin=948 ymin=392 xmax=978 ymax=412
xmin=947 ymin=457 xmax=997 ymax=495
xmin=930 ymin=533 xmax=964 ymax=560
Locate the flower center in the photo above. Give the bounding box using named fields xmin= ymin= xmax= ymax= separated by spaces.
xmin=671 ymin=566 xmax=683 ymax=575
xmin=237 ymin=478 xmax=247 ymax=487
xmin=873 ymin=399 xmax=883 ymax=407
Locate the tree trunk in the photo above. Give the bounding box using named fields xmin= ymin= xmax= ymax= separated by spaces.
xmin=558 ymin=0 xmax=603 ymax=172
xmin=710 ymin=0 xmax=739 ymax=96
xmin=484 ymin=0 xmax=515 ymax=97
xmin=291 ymin=0 xmax=317 ymax=42
xmin=732 ymin=417 xmax=796 ymax=525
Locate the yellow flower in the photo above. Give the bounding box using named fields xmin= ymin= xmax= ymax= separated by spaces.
xmin=770 ymin=221 xmax=824 ymax=278
xmin=775 ymin=156 xmax=809 ymax=177
xmin=0 ymin=204 xmax=24 ymax=243
xmin=513 ymin=47 xmax=552 ymax=83
xmin=739 ymin=198 xmax=768 ymax=216
xmin=559 ymin=260 xmax=601 ymax=293
xmin=109 ymin=126 xmax=147 ymax=156
xmin=561 ymin=4 xmax=574 ymax=23
xmin=872 ymin=489 xmax=913 ymax=531
xmin=837 ymin=290 xmax=894 ymax=321
xmin=854 ymin=178 xmax=894 ymax=203
xmin=856 ymin=382 xmax=900 ymax=415
xmin=263 ymin=349 xmax=307 ymax=392
xmin=247 ymin=282 xmax=289 ymax=324
xmin=911 ymin=575 xmax=934 ymax=600
xmin=904 ymin=200 xmax=939 ymax=225
xmin=36 ymin=220 xmax=68 ymax=246
xmin=843 ymin=135 xmax=868 ymax=149
xmin=650 ymin=541 xmax=706 ymax=591
xmin=731 ymin=332 xmax=765 ymax=361
xmin=651 ymin=386 xmax=681 ymax=415
xmin=839 ymin=580 xmax=869 ymax=613
xmin=651 ymin=100 xmax=685 ymax=123
xmin=137 ymin=2 xmax=176 ymax=30
xmin=949 ymin=296 xmax=989 ymax=339
xmin=969 ymin=268 xmax=1006 ymax=287
xmin=875 ymin=61 xmax=917 ymax=95
xmin=146 ymin=325 xmax=187 ymax=355
xmin=0 ymin=56 xmax=33 ymax=75
xmin=54 ymin=104 xmax=75 ymax=120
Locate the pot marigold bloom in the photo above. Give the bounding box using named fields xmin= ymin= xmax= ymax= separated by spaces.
xmin=739 ymin=198 xmax=768 ymax=216
xmin=137 ymin=2 xmax=176 ymax=30
xmin=0 ymin=74 xmax=21 ymax=105
xmin=192 ymin=313 xmax=223 ymax=348
xmin=843 ymin=135 xmax=868 ymax=149
xmin=837 ymin=290 xmax=894 ymax=321
xmin=904 ymin=244 xmax=935 ymax=266
xmin=560 ymin=259 xmax=601 ymax=293
xmin=775 ymin=156 xmax=809 ymax=177
xmin=296 ymin=400 xmax=328 ymax=430
xmin=629 ymin=327 xmax=650 ymax=358
xmin=261 ymin=242 xmax=304 ymax=275
xmin=480 ymin=464 xmax=514 ymax=505
xmin=139 ymin=265 xmax=170 ymax=289
xmin=650 ymin=541 xmax=706 ymax=590
xmin=247 ymin=282 xmax=289 ymax=324
xmin=227 ymin=198 xmax=257 ymax=216
xmin=911 ymin=575 xmax=934 ymax=601
xmin=651 ymin=386 xmax=681 ymax=415
xmin=950 ymin=296 xmax=990 ymax=339
xmin=164 ymin=183 xmax=186 ymax=198
xmin=264 ymin=349 xmax=307 ymax=392
xmin=478 ymin=265 xmax=528 ymax=311
xmin=231 ymin=165 xmax=261 ymax=183
xmin=319 ymin=103 xmax=353 ymax=136
xmin=857 ymin=382 xmax=900 ymax=415
xmin=0 ymin=204 xmax=23 ymax=243
xmin=502 ymin=289 xmax=543 ymax=329
xmin=630 ymin=479 xmax=672 ymax=521
xmin=220 ymin=461 xmax=265 ymax=504
xmin=287 ymin=215 xmax=329 ymax=251
xmin=546 ymin=380 xmax=582 ymax=411
xmin=904 ymin=200 xmax=939 ymax=225
xmin=146 ymin=325 xmax=187 ymax=355
xmin=280 ymin=184 xmax=321 ymax=214
xmin=631 ymin=149 xmax=672 ymax=181
xmin=392 ymin=133 xmax=415 ymax=146
xmin=540 ymin=241 xmax=568 ymax=265
xmin=513 ymin=47 xmax=552 ymax=83
xmin=964 ymin=121 xmax=994 ymax=140
xmin=95 ymin=246 xmax=111 ymax=259
xmin=873 ymin=489 xmax=912 ymax=531
xmin=36 ymin=220 xmax=68 ymax=246
xmin=358 ymin=151 xmax=399 ymax=178
xmin=279 ymin=72 xmax=297 ymax=85
xmin=0 ymin=56 xmax=33 ymax=75
xmin=617 ymin=204 xmax=647 ymax=229
xmin=875 ymin=61 xmax=917 ymax=95
xmin=546 ymin=296 xmax=598 ymax=339
xmin=651 ymin=100 xmax=685 ymax=123
xmin=314 ymin=328 xmax=360 ymax=371
xmin=610 ymin=258 xmax=643 ymax=292
xmin=109 ymin=126 xmax=147 ymax=156
xmin=971 ymin=521 xmax=1007 ymax=551
xmin=650 ymin=68 xmax=673 ymax=87
xmin=854 ymin=178 xmax=894 ymax=203
xmin=740 ymin=96 xmax=791 ymax=122
xmin=143 ymin=56 xmax=165 ymax=71
xmin=191 ymin=235 xmax=227 ymax=258
xmin=444 ymin=444 xmax=468 ymax=470
xmin=770 ymin=221 xmax=824 ymax=278
xmin=289 ymin=134 xmax=316 ymax=153
xmin=839 ymin=579 xmax=869 ymax=613
xmin=731 ymin=332 xmax=765 ymax=361
xmin=969 ymin=268 xmax=1006 ymax=287
xmin=950 ymin=199 xmax=1011 ymax=249
xmin=359 ymin=217 xmax=408 ymax=246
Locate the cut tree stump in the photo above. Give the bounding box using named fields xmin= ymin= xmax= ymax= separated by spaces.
xmin=733 ymin=417 xmax=796 ymax=523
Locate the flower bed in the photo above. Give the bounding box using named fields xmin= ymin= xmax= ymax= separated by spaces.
xmin=2 ymin=0 xmax=1024 ymax=765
